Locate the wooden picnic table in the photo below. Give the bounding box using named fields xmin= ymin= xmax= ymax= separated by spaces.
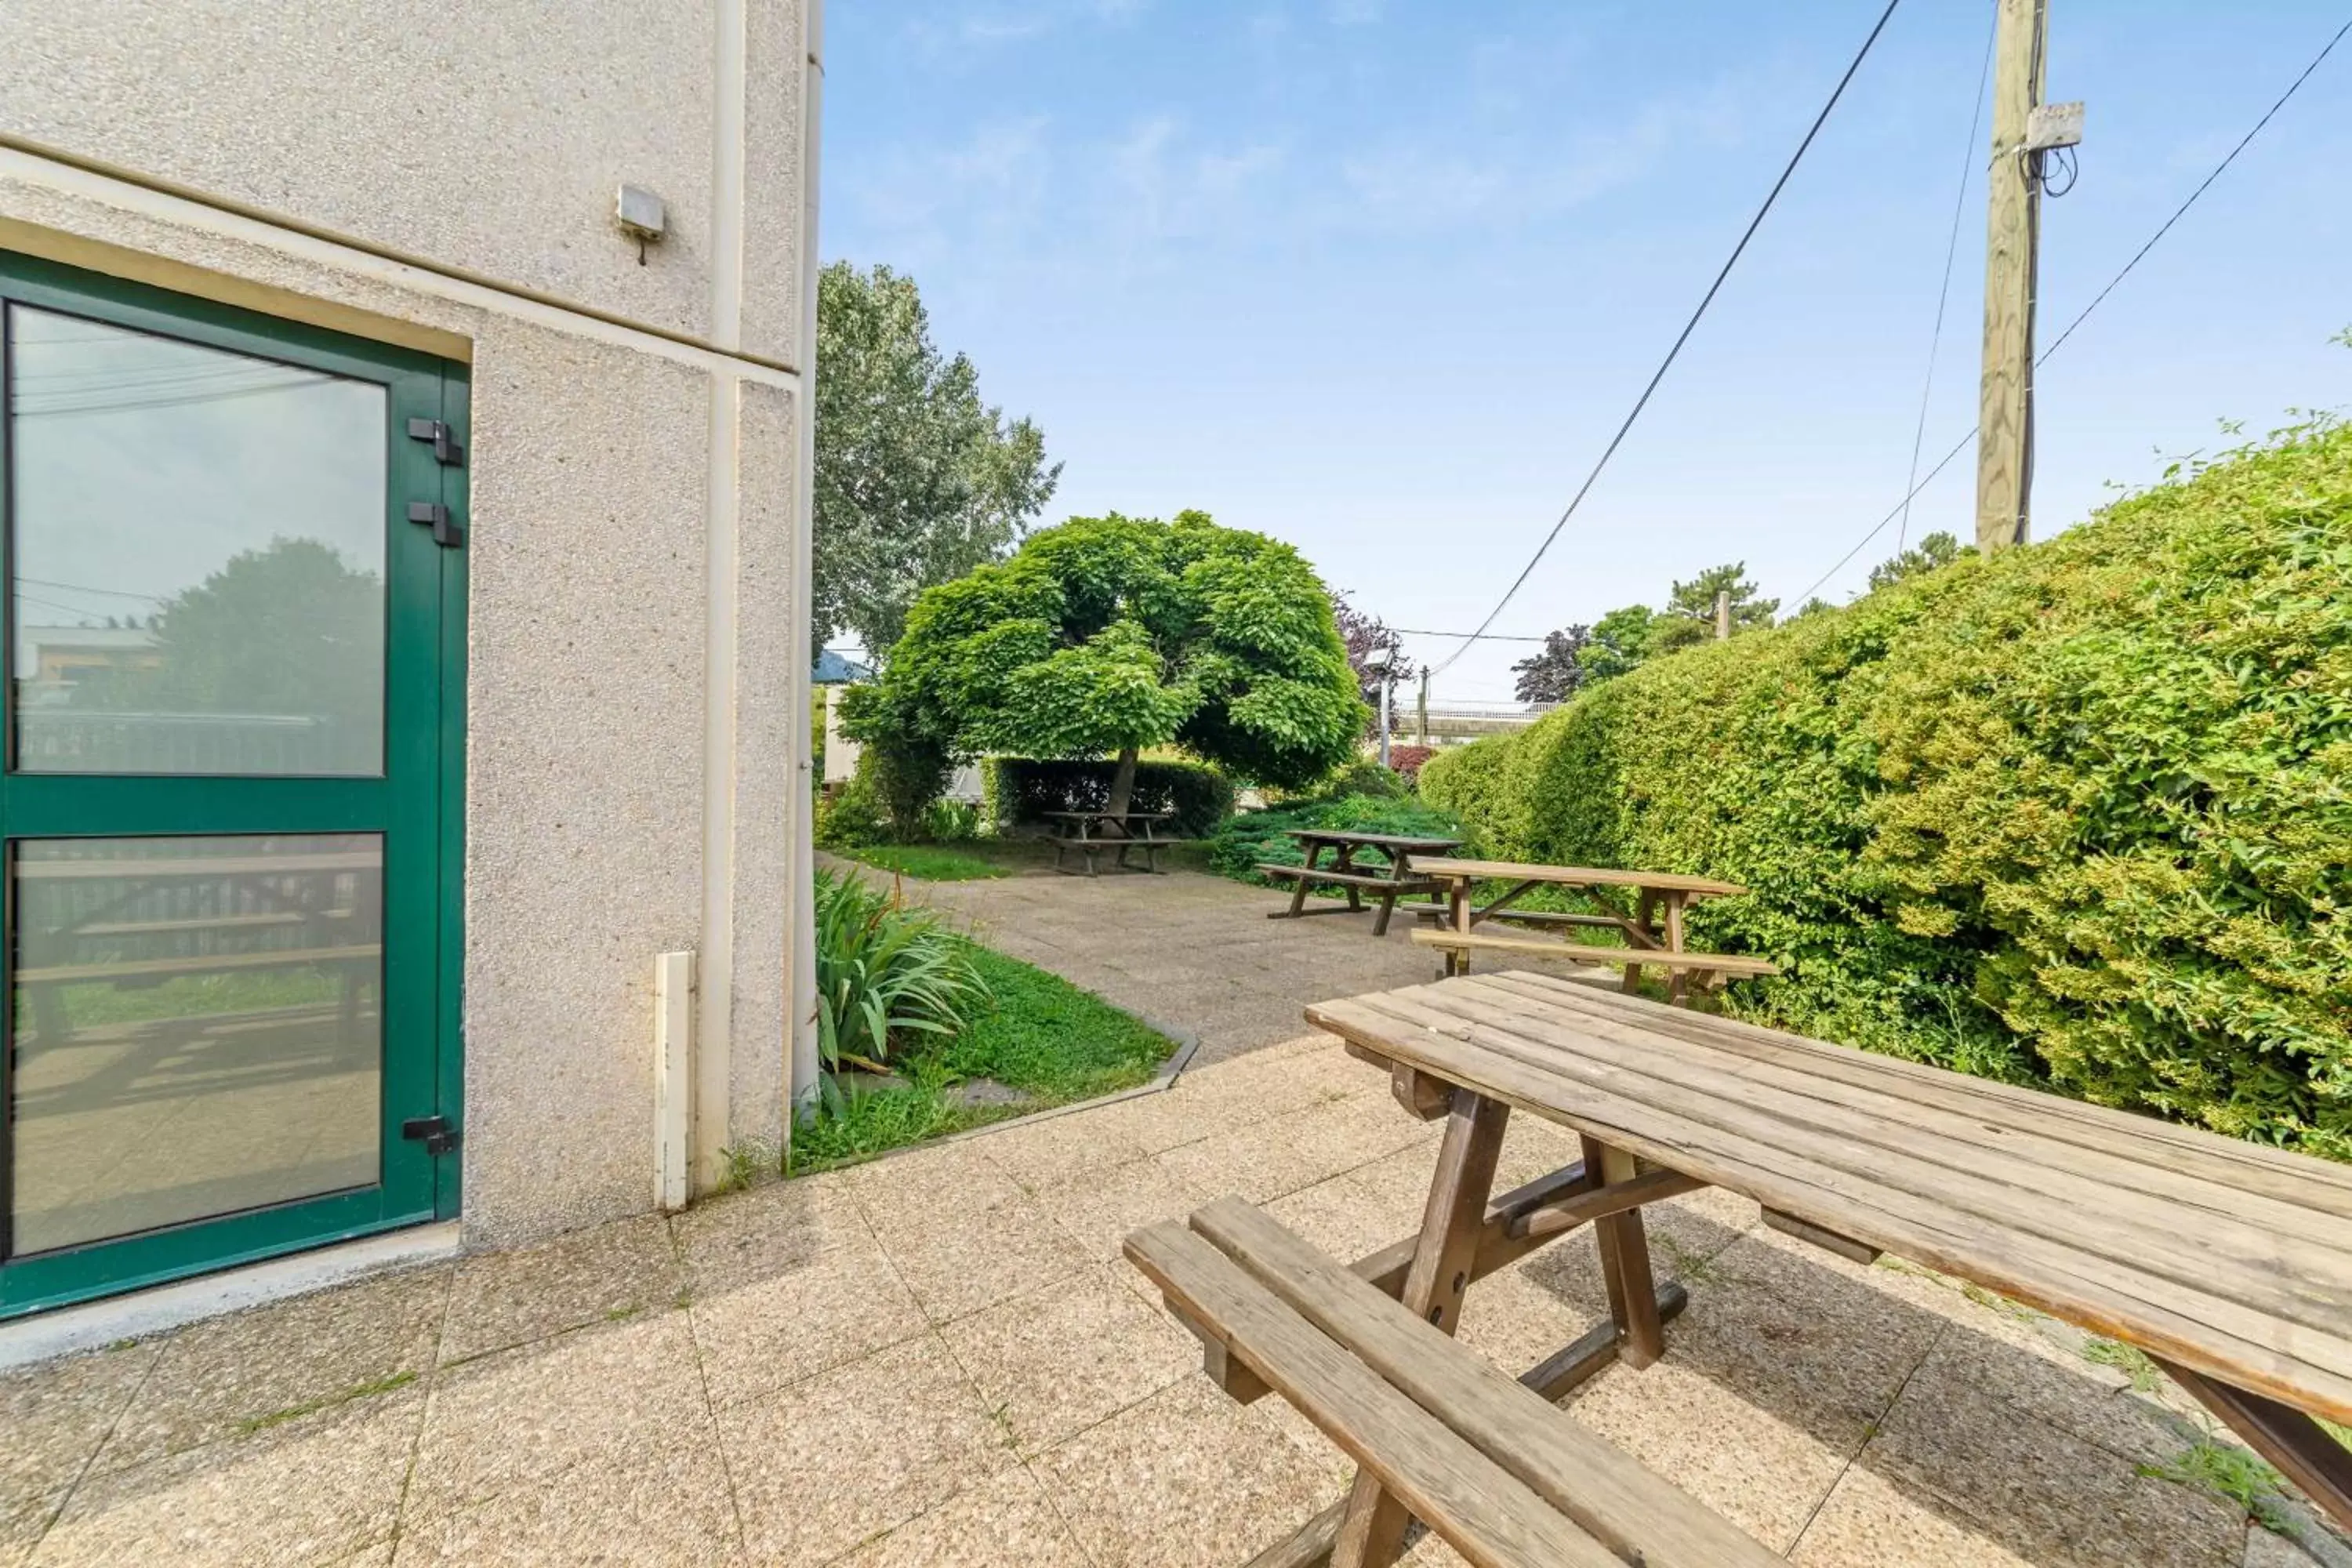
xmin=1261 ymin=829 xmax=1462 ymax=938
xmin=1410 ymin=857 xmax=1777 ymax=1003
xmin=1040 ymin=808 xmax=1184 ymax=876
xmin=1272 ymin=967 xmax=2352 ymax=1559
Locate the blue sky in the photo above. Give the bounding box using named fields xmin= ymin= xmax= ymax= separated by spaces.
xmin=822 ymin=1 xmax=2352 ymax=700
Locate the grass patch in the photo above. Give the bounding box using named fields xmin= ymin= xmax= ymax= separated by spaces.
xmin=2140 ymin=1432 xmax=2295 ymax=1531
xmin=787 ymin=940 xmax=1174 ymax=1174
xmin=842 ymin=844 xmax=1011 ymax=882
xmin=2082 ymin=1335 xmax=2162 ymax=1393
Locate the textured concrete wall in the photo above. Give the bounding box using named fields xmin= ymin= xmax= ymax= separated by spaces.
xmin=2 ymin=0 xmax=802 ymax=366
xmin=0 ymin=0 xmax=810 ymax=1248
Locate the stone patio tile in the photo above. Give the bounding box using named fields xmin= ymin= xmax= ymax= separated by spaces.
xmin=869 ymin=1192 xmax=1094 ymax=1323
xmin=2245 ymin=1527 xmax=2327 ymax=1566
xmin=438 ymin=1212 xmax=682 ymax=1363
xmin=0 ymin=1341 xmax=157 ymax=1505
xmin=1034 ymin=1375 xmax=1346 ymax=1568
xmin=836 ymin=1465 xmax=1092 ymax=1568
xmin=843 ymin=1142 xmax=1028 ymax=1237
xmin=406 ymin=1308 xmax=706 ymax=1519
xmin=96 ymin=1263 xmax=449 ymax=1471
xmin=719 ymin=1335 xmax=1014 ymax=1568
xmin=672 ymin=1171 xmax=869 ymax=1299
xmin=1265 ymin=1174 xmax=1408 ymax=1266
xmin=34 ymin=1385 xmax=421 ymax=1568
xmin=1791 ymin=1461 xmax=2038 ymax=1566
xmin=1907 ymin=1314 xmax=2190 ymax=1468
xmin=1453 ymin=1260 xmax=1606 ymax=1376
xmin=1857 ymin=1348 xmax=2245 ymax=1568
xmin=1661 ymin=1230 xmax=1947 ymax=1449
xmin=390 ymin=1439 xmax=739 ymax=1566
xmin=1156 ymin=1094 xmax=1428 ymax=1207
xmin=688 ymin=1225 xmax=927 ymax=1408
xmin=942 ymin=1264 xmax=1197 ymax=1455
xmin=1032 ymin=1152 xmax=1209 ymax=1263
xmin=1565 ymin=1356 xmax=1853 ymax=1553
xmin=975 ymin=1109 xmax=1156 ymax=1192
xmin=2 ymin=1493 xmax=60 ymax=1568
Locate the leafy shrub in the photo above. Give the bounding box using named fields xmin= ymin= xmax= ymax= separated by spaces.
xmin=814 ymin=771 xmax=891 ymax=848
xmin=986 ymin=757 xmax=1236 ymax=837
xmin=811 ymin=867 xmax=990 ymax=1098
xmin=1319 ymin=757 xmax=1410 ymax=800
xmin=1388 ymin=744 xmax=1435 ymax=783
xmin=1422 ymin=416 xmax=2352 ymax=1156
xmin=1208 ymin=793 xmax=1469 ymax=884
xmin=921 ymin=798 xmax=980 ymax=842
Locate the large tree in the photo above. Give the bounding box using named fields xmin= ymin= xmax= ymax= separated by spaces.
xmin=814 ymin=262 xmax=1061 ymax=658
xmin=848 ymin=511 xmax=1366 ymax=818
xmin=1868 ymin=529 xmax=1971 ymax=591
xmin=1577 ymin=604 xmax=1661 ymax=686
xmin=1511 ymin=625 xmax=1589 ymax=704
xmin=1654 ymin=561 xmax=1777 ymax=652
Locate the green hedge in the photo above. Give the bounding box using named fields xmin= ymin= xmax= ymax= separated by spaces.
xmin=984 ymin=757 xmax=1236 ymax=837
xmin=1207 ymin=794 xmax=1468 ymax=884
xmin=1422 ymin=418 xmax=2352 ymax=1157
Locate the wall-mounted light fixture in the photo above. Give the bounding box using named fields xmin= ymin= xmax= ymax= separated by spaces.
xmin=615 ymin=185 xmax=666 ymax=264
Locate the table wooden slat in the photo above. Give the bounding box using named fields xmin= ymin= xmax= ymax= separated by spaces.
xmin=1486 ymin=971 xmax=2352 ymax=1213
xmin=1306 ymin=974 xmax=2352 ymax=1425
xmin=1414 ymin=859 xmax=1747 ymax=898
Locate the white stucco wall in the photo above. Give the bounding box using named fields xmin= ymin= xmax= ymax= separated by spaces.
xmin=0 ymin=0 xmax=814 ymax=1246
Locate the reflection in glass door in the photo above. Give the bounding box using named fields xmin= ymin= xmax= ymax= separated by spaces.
xmin=0 ymin=252 xmax=465 ymax=1316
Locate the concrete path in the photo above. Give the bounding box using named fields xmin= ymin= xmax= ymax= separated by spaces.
xmin=2 ymin=1034 xmax=2335 ymax=1566
xmin=848 ymin=855 xmax=1600 ymax=1068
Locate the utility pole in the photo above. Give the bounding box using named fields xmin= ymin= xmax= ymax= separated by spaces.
xmin=1714 ymin=590 xmax=1732 ymax=641
xmin=1976 ymin=0 xmax=2079 ymax=554
xmin=1417 ymin=670 xmax=1429 ymax=747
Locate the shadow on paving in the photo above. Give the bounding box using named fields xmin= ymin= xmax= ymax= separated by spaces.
xmin=2 ymin=1036 xmax=2332 ymax=1567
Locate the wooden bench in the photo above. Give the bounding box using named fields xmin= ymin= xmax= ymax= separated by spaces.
xmin=1410 ymin=928 xmax=1778 ymax=1003
xmin=1127 ymin=1196 xmax=1777 ymax=1568
xmin=1265 ymin=829 xmax=1459 ymax=938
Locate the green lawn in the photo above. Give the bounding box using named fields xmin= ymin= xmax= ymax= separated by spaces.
xmin=786 ymin=940 xmax=1175 ymax=1173
xmin=840 ymin=844 xmax=1011 ymax=881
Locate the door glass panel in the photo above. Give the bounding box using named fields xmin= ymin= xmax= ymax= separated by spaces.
xmin=9 ymin=834 xmax=383 ymax=1254
xmin=6 ymin=306 xmax=387 ymax=775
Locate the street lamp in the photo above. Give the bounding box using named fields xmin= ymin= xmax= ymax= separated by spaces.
xmin=1363 ymin=646 xmax=1394 ymax=770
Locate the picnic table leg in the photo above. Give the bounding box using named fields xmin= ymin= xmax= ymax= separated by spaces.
xmin=1621 ymin=890 xmax=1657 ymax=994
xmin=1581 ymin=1134 xmax=1665 ymax=1367
xmin=1663 ymin=891 xmax=1691 ymax=1006
xmin=1444 ymin=879 xmax=1471 ymax=978
xmin=1280 ymin=842 xmax=1320 ymax=918
xmin=1335 ymin=845 xmax=1363 ymax=912
xmin=1330 ymin=1090 xmax=1511 ymax=1568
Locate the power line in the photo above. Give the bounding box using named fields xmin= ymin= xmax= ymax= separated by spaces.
xmin=1897 ymin=5 xmax=1996 ymax=557
xmin=1390 ymin=627 xmax=1550 ymax=644
xmin=1428 ymin=0 xmax=1906 ymax=678
xmin=1795 ymin=11 xmax=2352 ymax=605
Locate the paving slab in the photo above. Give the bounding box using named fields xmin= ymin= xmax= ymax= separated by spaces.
xmin=6 ymin=1032 xmax=2341 ymax=1566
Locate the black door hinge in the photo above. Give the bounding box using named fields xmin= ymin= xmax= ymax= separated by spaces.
xmin=406 ymin=417 xmax=466 ymax=467
xmin=401 ymin=1116 xmax=462 ymax=1156
xmin=407 ymin=501 xmax=466 ymax=550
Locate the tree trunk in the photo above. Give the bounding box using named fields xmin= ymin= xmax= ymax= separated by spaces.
xmin=1106 ymin=745 xmax=1141 ymax=818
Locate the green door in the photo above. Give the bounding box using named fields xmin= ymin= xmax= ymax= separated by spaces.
xmin=0 ymin=252 xmax=466 ymax=1317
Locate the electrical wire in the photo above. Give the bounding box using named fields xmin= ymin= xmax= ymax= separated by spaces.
xmin=1897 ymin=6 xmax=1997 ymax=557
xmin=1425 ymin=0 xmax=1907 ymax=678
xmin=1794 ymin=10 xmax=2352 ymax=605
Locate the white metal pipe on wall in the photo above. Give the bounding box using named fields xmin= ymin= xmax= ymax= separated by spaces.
xmin=787 ymin=0 xmax=826 ymax=1121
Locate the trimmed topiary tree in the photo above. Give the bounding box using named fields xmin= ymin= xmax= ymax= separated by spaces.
xmin=847 ymin=510 xmax=1367 ymax=822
